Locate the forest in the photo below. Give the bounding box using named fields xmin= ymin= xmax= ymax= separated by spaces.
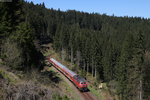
xmin=0 ymin=0 xmax=150 ymax=100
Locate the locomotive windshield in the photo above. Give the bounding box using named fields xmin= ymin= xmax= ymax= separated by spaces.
xmin=73 ymin=75 xmax=86 ymax=83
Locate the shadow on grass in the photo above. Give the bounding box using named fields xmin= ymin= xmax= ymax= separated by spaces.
xmin=40 ymin=70 xmax=61 ymax=83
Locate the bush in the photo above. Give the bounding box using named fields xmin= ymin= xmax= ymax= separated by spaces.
xmin=1 ymin=39 xmax=23 ymax=69
xmin=53 ymin=94 xmax=69 ymax=100
xmin=3 ymin=81 xmax=52 ymax=100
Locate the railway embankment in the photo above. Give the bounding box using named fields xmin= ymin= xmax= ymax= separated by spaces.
xmin=42 ymin=43 xmax=114 ymax=100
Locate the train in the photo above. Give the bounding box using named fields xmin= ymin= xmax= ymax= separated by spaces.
xmin=48 ymin=58 xmax=88 ymax=92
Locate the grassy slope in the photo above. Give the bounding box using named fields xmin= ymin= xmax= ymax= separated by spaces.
xmin=45 ymin=66 xmax=78 ymax=100
xmin=0 ymin=62 xmax=75 ymax=100
xmin=0 ymin=52 xmax=77 ymax=100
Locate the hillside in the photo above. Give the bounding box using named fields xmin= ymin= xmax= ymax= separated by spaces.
xmin=0 ymin=0 xmax=150 ymax=100
xmin=0 ymin=58 xmax=76 ymax=100
xmin=0 ymin=43 xmax=113 ymax=100
xmin=42 ymin=43 xmax=114 ymax=100
xmin=24 ymin=2 xmax=150 ymax=100
xmin=0 ymin=41 xmax=93 ymax=100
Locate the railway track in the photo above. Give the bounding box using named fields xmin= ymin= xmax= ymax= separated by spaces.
xmin=81 ymin=92 xmax=96 ymax=100
xmin=50 ymin=65 xmax=98 ymax=100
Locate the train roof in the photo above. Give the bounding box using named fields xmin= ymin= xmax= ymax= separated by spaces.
xmin=50 ymin=58 xmax=77 ymax=77
xmin=73 ymin=75 xmax=86 ymax=83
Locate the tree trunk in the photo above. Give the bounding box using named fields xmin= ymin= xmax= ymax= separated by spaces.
xmin=95 ymin=66 xmax=97 ymax=79
xmin=139 ymin=79 xmax=142 ymax=100
xmin=87 ymin=61 xmax=89 ymax=75
xmin=76 ymin=50 xmax=80 ymax=67
xmin=83 ymin=59 xmax=86 ymax=71
xmin=71 ymin=47 xmax=73 ymax=67
xmin=61 ymin=47 xmax=65 ymax=62
xmin=92 ymin=56 xmax=94 ymax=77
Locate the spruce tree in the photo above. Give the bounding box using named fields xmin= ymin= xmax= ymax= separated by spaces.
xmin=127 ymin=32 xmax=145 ymax=100
xmin=116 ymin=33 xmax=134 ymax=100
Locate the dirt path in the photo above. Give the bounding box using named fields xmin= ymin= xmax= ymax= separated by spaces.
xmin=51 ymin=67 xmax=98 ymax=100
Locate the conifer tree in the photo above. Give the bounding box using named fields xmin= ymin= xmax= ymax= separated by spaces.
xmin=116 ymin=33 xmax=134 ymax=100
xmin=127 ymin=32 xmax=145 ymax=100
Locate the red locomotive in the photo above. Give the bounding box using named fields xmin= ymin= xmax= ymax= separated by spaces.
xmin=48 ymin=58 xmax=88 ymax=91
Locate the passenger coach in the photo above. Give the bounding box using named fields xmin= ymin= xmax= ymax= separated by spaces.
xmin=49 ymin=58 xmax=88 ymax=91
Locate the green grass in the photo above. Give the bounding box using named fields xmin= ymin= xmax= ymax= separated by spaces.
xmin=0 ymin=69 xmax=19 ymax=83
xmin=88 ymin=85 xmax=104 ymax=100
xmin=43 ymin=49 xmax=54 ymax=56
xmin=53 ymin=94 xmax=69 ymax=100
xmin=44 ymin=67 xmax=77 ymax=100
